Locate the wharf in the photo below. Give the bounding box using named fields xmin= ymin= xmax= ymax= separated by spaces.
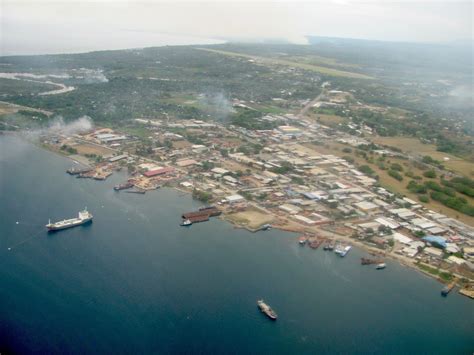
xmin=441 ymin=280 xmax=457 ymax=296
xmin=459 ymin=284 xmax=474 ymax=299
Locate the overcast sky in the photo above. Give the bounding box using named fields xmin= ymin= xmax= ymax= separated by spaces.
xmin=1 ymin=0 xmax=472 ymax=55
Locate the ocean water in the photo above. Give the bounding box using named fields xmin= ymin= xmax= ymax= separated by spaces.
xmin=0 ymin=135 xmax=473 ymax=354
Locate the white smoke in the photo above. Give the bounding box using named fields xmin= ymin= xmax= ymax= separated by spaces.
xmin=72 ymin=68 xmax=109 ymax=84
xmin=83 ymin=69 xmax=108 ymax=84
xmin=47 ymin=115 xmax=94 ymax=135
xmin=449 ymin=85 xmax=473 ymax=102
xmin=199 ymin=93 xmax=234 ymax=122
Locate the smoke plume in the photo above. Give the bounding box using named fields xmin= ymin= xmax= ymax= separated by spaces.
xmin=47 ymin=115 xmax=94 ymax=135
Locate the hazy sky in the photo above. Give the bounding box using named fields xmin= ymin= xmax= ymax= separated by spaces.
xmin=1 ymin=0 xmax=472 ymax=55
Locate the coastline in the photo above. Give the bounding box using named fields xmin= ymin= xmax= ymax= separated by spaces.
xmin=4 ymin=132 xmax=471 ymax=292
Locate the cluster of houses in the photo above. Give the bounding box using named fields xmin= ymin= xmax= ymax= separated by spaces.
xmin=65 ymin=103 xmax=474 ymax=277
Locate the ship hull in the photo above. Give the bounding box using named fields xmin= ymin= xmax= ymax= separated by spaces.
xmin=257 ymin=300 xmax=278 ymax=320
xmin=46 ymin=218 xmax=92 ymax=231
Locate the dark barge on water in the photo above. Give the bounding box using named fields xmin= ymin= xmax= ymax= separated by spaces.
xmin=180 ymin=206 xmax=221 ymax=226
xmin=182 ymin=206 xmax=221 ymax=219
xmin=114 ymin=182 xmax=134 ymax=191
xmin=67 ymin=167 xmax=92 ymax=175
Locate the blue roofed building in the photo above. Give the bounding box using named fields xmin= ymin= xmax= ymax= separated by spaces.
xmin=422 ymin=236 xmax=447 ymax=249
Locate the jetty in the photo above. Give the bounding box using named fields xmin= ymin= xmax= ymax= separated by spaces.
xmin=459 ymin=283 xmax=474 ymax=299
xmin=441 ymin=279 xmax=457 ymax=297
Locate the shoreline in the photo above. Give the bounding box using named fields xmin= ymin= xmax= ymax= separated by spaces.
xmin=216 ymin=206 xmax=470 ymax=288
xmin=3 ymin=132 xmax=471 ymax=293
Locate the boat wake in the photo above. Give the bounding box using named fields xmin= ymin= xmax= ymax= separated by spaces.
xmin=7 ymin=230 xmax=44 ymax=251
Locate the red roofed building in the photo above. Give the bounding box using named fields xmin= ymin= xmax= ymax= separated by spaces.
xmin=144 ymin=167 xmax=175 ymax=177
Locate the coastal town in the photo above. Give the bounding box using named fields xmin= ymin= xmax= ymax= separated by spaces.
xmin=38 ymin=89 xmax=474 ymax=300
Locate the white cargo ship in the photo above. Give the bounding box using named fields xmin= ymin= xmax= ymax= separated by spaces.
xmin=46 ymin=208 xmax=93 ymax=231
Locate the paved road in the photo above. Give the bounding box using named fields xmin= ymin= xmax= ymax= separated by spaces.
xmin=297 ymin=90 xmax=326 ymax=119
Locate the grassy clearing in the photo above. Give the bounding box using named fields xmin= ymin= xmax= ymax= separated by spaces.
xmin=116 ymin=125 xmax=152 ymax=139
xmin=417 ymin=263 xmax=453 ymax=282
xmin=198 ymin=48 xmax=374 ymax=80
xmin=307 ymin=111 xmax=347 ymax=127
xmin=284 ymin=55 xmax=361 ymax=69
xmin=254 ymin=104 xmax=287 ymax=115
xmin=73 ymin=143 xmax=115 ymax=156
xmin=373 ymin=136 xmax=474 ymax=177
xmin=0 ymin=101 xmax=53 ymax=117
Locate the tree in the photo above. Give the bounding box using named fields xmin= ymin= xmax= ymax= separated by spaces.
xmin=414 ymin=230 xmax=425 ymax=238
xmin=390 ymin=163 xmax=403 ymax=172
xmin=419 ymin=195 xmax=429 ymax=203
xmin=192 ymin=189 xmax=212 ymax=203
xmin=359 ymin=165 xmax=374 ymax=176
xmin=201 ymin=161 xmax=215 ymax=171
xmin=342 ymin=156 xmax=354 ymax=163
xmin=423 ymin=170 xmax=436 ymax=179
xmin=388 ymin=169 xmax=403 ymax=181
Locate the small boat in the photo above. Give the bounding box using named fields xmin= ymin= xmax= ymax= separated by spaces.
xmin=340 ymin=246 xmax=352 ymax=257
xmin=298 ymin=236 xmax=307 ymax=245
xmin=335 ymin=245 xmax=352 ymax=257
xmin=260 ymin=224 xmax=272 ymax=231
xmin=180 ymin=219 xmax=192 ymax=226
xmin=309 ymin=239 xmax=323 ymax=249
xmin=257 ymin=299 xmax=277 ymax=320
xmin=376 ymin=263 xmax=386 ymax=270
xmin=323 ymin=243 xmax=334 ymax=251
xmin=125 ymin=189 xmax=146 ymax=194
xmin=114 ymin=182 xmax=134 ymax=191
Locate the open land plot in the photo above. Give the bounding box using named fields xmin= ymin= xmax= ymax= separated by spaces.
xmin=307 ymin=111 xmax=347 ymax=126
xmin=283 ymin=55 xmax=361 ymax=69
xmin=221 ymin=159 xmax=252 ymax=173
xmin=225 ymin=206 xmax=274 ymax=230
xmin=73 ymin=143 xmax=115 ymax=156
xmin=373 ymin=137 xmax=474 ymax=177
xmin=172 ymin=140 xmax=192 ymax=149
xmin=0 ymin=101 xmax=53 ymax=116
xmin=198 ymin=48 xmax=374 ymax=80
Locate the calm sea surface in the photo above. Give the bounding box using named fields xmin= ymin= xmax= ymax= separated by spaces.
xmin=0 ymin=135 xmax=473 ymax=354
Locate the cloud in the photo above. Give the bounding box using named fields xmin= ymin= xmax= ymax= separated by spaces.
xmin=1 ymin=1 xmax=472 ymax=55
